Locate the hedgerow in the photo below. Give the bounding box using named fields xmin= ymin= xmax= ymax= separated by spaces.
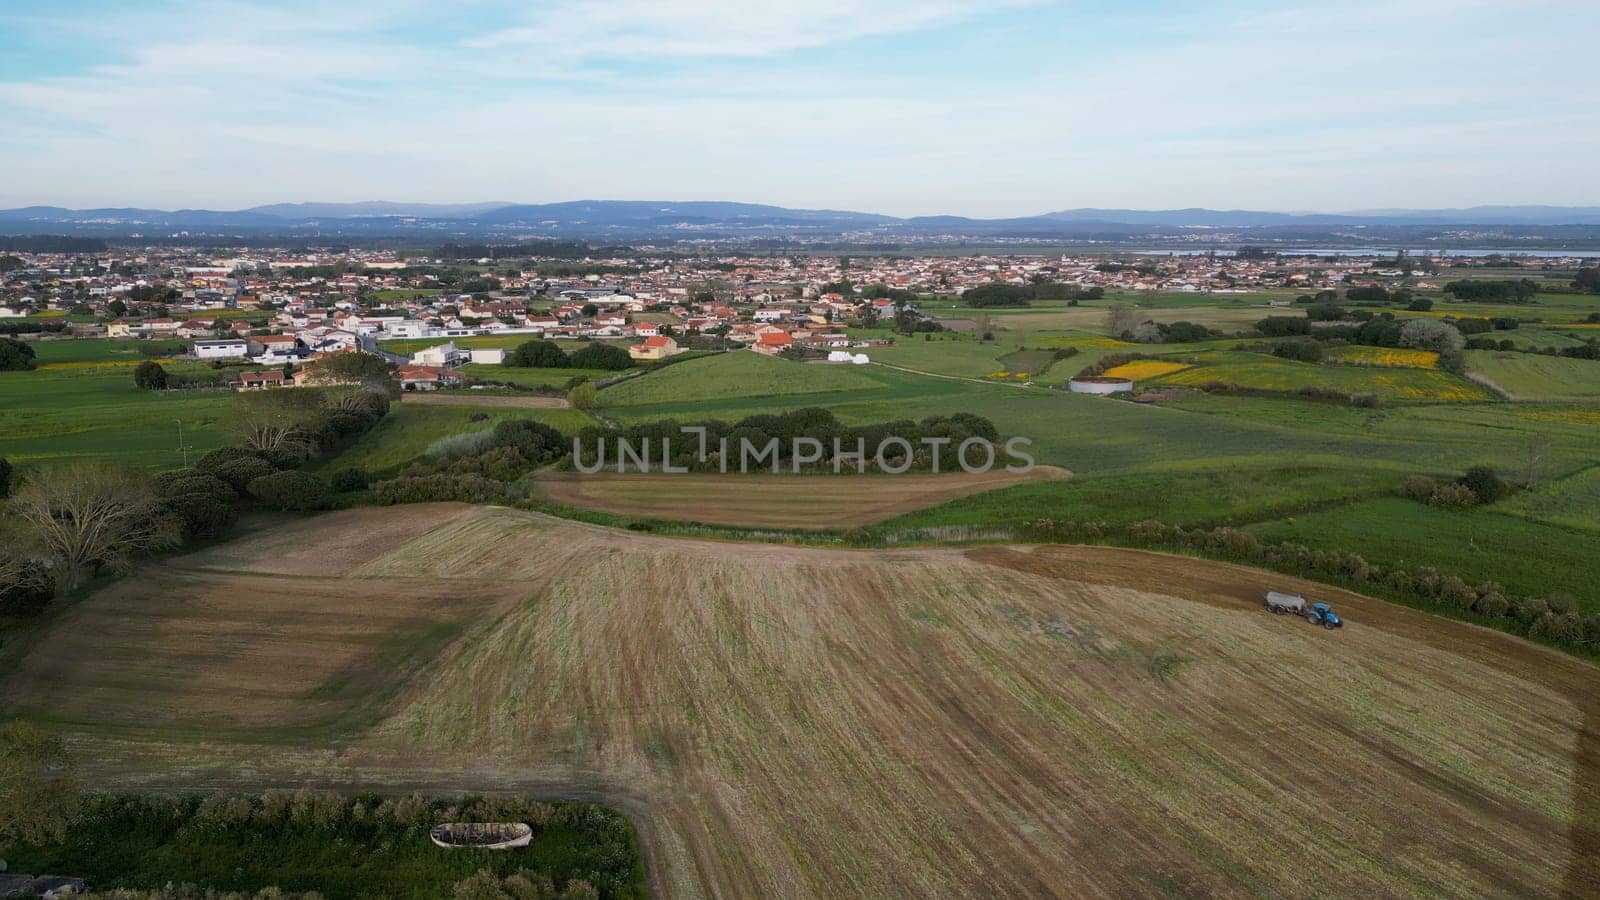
xmin=1015 ymin=517 xmax=1600 ymax=655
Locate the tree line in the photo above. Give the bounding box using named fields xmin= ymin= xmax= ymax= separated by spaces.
xmin=0 ymin=369 xmax=398 ymax=616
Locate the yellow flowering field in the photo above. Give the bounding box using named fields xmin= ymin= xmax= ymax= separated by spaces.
xmin=1103 ymin=360 xmax=1191 ymax=380
xmin=1155 ymin=354 xmax=1493 ymax=402
xmin=1324 ymin=346 xmax=1439 ymax=368
xmin=1516 ymin=408 xmax=1600 ymax=426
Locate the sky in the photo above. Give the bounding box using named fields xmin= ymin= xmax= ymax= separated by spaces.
xmin=1 ymin=0 xmax=1597 ymax=217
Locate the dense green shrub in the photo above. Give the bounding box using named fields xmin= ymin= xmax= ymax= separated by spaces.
xmin=329 ymin=467 xmax=372 ymax=492
xmin=195 ymin=446 xmax=266 ymax=473
xmin=1458 ymin=466 xmax=1507 ymax=504
xmin=212 ymin=457 xmax=277 ymax=493
xmin=1271 ymin=339 xmax=1325 ymax=363
xmin=0 ymin=337 xmax=37 ymax=371
xmin=1255 ymin=316 xmax=1312 ymax=337
xmin=1443 ymin=279 xmax=1539 ymax=303
xmin=370 ymin=474 xmax=509 ymax=505
xmin=507 ymin=339 xmax=571 ymax=368
xmin=246 ymin=471 xmax=330 ymax=511
xmin=161 ymin=492 xmax=239 ymax=539
xmin=492 ymin=418 xmax=567 ymax=464
xmin=3 ymin=791 xmax=641 ymax=899
xmin=133 ymin=360 xmax=168 ymax=389
xmin=567 ymin=342 xmax=633 ymax=371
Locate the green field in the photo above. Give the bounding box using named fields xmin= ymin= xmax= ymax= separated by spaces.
xmin=0 ymin=365 xmax=238 ymax=469
xmin=28 ymin=337 xmax=191 ymax=364
xmin=1143 ymin=350 xmax=1495 ymax=402
xmin=867 ymin=335 xmax=1018 ymax=378
xmin=1246 ymin=497 xmax=1600 ymax=611
xmin=1464 ymin=349 xmax=1600 ymax=401
xmin=1498 ymin=464 xmax=1600 ymax=532
xmin=461 ymin=363 xmax=616 ymax=389
xmin=321 ymin=403 xmax=595 ymax=475
xmin=885 ymin=463 xmax=1402 ymax=533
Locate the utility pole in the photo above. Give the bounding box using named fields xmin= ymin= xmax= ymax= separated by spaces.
xmin=175 ymin=419 xmax=188 ymax=466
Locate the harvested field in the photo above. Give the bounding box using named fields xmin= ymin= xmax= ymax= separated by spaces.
xmin=533 ymin=468 xmax=1069 ymax=528
xmin=399 ymin=393 xmax=570 ymax=408
xmin=3 ymin=505 xmax=1596 ymax=898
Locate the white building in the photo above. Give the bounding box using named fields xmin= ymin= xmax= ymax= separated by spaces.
xmin=193 ymin=339 xmax=250 ymax=360
xmin=411 ymin=342 xmax=469 ymax=367
xmin=383 ymin=320 xmax=429 ymax=339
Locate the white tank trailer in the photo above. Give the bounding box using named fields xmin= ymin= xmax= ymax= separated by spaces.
xmin=1264 ymin=591 xmax=1344 ymax=628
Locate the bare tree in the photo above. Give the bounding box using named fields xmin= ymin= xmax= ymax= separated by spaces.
xmin=10 ymin=463 xmax=180 ymax=590
xmin=225 ymin=389 xmax=324 ymax=454
xmin=1520 ymin=435 xmax=1551 ymax=490
xmin=1105 ymin=304 xmax=1142 ymax=338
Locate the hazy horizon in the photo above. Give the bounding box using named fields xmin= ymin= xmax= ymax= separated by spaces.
xmin=7 ymin=199 xmax=1600 ymax=218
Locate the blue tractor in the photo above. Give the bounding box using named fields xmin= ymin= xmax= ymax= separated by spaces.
xmin=1264 ymin=591 xmax=1346 ymax=629
xmin=1305 ymin=602 xmax=1343 ymax=629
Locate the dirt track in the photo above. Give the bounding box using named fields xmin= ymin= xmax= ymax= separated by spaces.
xmin=401 ymin=393 xmax=569 ymax=408
xmin=5 ymin=505 xmax=1596 ymax=898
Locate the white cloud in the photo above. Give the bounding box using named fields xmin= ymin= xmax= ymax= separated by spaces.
xmin=0 ymin=0 xmax=1596 ymax=214
xmin=466 ymin=0 xmax=1040 ymax=58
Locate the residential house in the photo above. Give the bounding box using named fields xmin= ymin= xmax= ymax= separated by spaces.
xmin=629 ymin=335 xmax=682 ymax=361
xmin=398 ymin=364 xmax=466 ymax=391
xmin=410 ymin=342 xmax=469 ymax=367
xmin=236 ymin=369 xmax=294 ymax=390
xmin=752 ymin=331 xmax=794 ymax=356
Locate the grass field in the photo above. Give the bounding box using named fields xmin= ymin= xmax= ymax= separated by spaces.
xmin=866 ymin=337 xmax=1015 ymax=378
xmin=884 ymin=463 xmax=1403 ymax=532
xmin=320 ymin=403 xmax=593 ymax=475
xmin=462 ymin=363 xmax=615 ymax=388
xmin=1464 ymin=350 xmax=1600 ymax=401
xmin=26 ymin=337 xmax=192 ymax=363
xmin=1247 ymin=497 xmax=1600 ymax=611
xmin=1490 ymin=465 xmax=1600 ymax=534
xmin=4 ymin=506 xmax=1594 ymax=897
xmin=534 ymin=468 xmax=1067 ymax=528
xmin=0 ymin=365 xmax=238 ymax=469
xmin=1145 ymin=350 xmax=1495 ymax=402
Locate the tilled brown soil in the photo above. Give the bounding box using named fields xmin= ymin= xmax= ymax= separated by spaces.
xmin=6 ymin=505 xmax=1595 ymax=898
xmin=534 ymin=467 xmax=1069 ymax=528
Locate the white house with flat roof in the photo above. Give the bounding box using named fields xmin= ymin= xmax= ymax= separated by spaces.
xmin=193 ymin=338 xmax=250 ymax=359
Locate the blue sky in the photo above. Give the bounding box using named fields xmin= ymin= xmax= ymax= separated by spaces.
xmin=1 ymin=0 xmax=1597 ymax=216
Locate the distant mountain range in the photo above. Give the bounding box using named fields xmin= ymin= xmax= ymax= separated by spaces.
xmin=4 ymin=201 xmax=1600 ymax=241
